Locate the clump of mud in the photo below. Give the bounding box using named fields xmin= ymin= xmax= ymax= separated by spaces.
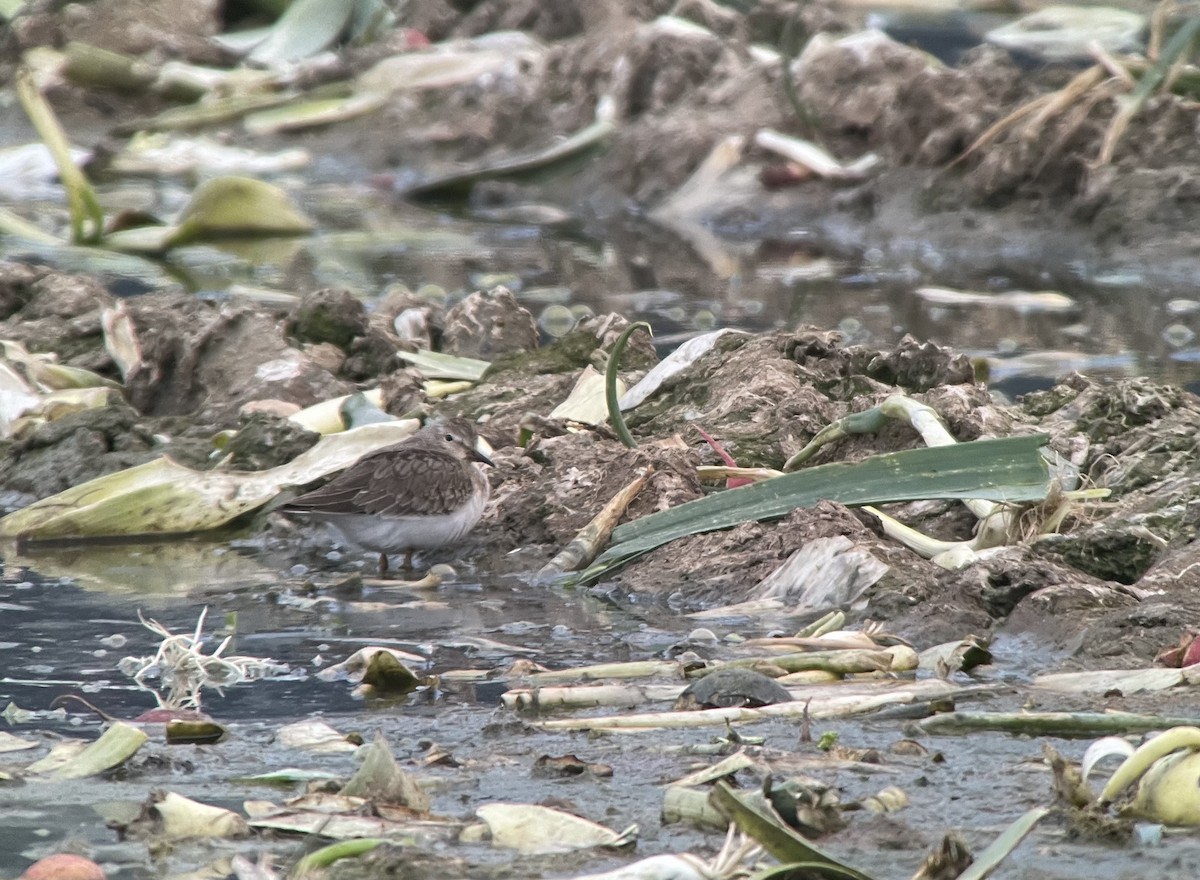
xmin=465 ymin=324 xmax=1200 ymax=663
xmin=5 ymin=253 xmax=1200 ymax=663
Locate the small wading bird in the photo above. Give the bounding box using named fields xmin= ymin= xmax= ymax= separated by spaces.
xmin=282 ymin=417 xmax=493 ymax=575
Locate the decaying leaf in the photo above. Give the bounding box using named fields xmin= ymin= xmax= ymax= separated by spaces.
xmin=49 ymin=721 xmax=147 ymax=780
xmin=340 ymin=733 xmax=431 ymax=812
xmin=121 ymin=791 xmax=249 ymax=841
xmin=276 ymin=719 xmax=360 ymax=754
xmin=550 ymin=365 xmax=621 ymax=426
xmin=166 ymin=175 xmax=314 ymax=247
xmin=317 ymin=645 xmax=427 ymax=683
xmin=474 ymin=803 xmax=636 ymax=854
xmin=0 ymin=420 xmax=420 ymax=541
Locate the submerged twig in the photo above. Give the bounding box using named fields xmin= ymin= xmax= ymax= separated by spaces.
xmin=916 ymin=710 xmax=1200 ymax=737
xmin=534 ymin=679 xmax=970 ymax=732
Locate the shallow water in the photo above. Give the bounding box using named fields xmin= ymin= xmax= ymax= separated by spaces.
xmin=6 ymin=161 xmax=1200 ymax=406
xmin=5 ymin=545 xmax=1200 ymax=878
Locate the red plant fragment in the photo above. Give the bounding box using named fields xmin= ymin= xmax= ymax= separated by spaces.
xmin=1155 ymin=630 xmax=1200 ymax=668
xmin=694 ymin=426 xmax=752 ymax=488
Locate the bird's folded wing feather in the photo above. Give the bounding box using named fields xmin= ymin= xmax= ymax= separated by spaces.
xmin=285 ymin=447 xmax=476 ymax=517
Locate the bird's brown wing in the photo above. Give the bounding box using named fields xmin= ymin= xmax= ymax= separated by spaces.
xmin=284 ymin=445 xmax=476 ymax=517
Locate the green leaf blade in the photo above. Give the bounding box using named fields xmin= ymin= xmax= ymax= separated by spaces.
xmin=582 ymin=434 xmax=1051 ymax=581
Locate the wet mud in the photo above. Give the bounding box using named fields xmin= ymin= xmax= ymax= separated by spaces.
xmin=5 ymin=1 xmax=1200 ymax=877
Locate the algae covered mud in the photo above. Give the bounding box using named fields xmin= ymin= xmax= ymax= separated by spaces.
xmin=6 ymin=0 xmax=1200 ymax=877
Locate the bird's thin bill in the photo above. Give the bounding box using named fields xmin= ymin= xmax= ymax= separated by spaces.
xmin=474 ymin=436 xmax=495 ymax=467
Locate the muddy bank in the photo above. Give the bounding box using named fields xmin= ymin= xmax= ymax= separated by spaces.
xmin=3 ymin=259 xmax=1200 ymax=672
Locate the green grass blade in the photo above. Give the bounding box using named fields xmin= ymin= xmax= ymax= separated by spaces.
xmin=957 ymin=807 xmax=1049 ymax=880
xmin=15 ymin=67 xmax=104 ymax=245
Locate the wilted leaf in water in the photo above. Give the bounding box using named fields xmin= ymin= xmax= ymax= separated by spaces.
xmin=0 ymin=205 xmax=64 ymax=245
xmin=359 ymin=47 xmax=535 ymax=97
xmin=394 ymin=348 xmax=490 ymax=382
xmin=340 ymin=732 xmax=430 ymax=811
xmin=860 ymin=786 xmax=908 ymax=814
xmin=290 ymin=391 xmax=398 ymax=434
xmin=23 ymin=740 xmax=88 ymax=776
xmin=579 ymin=434 xmax=1053 ymax=583
xmin=139 ymin=791 xmax=249 ymax=840
xmin=956 ymin=808 xmax=1049 ymax=880
xmin=234 ymin=767 xmax=342 ymax=787
xmin=242 ymin=93 xmax=389 ymax=136
xmin=2 ymin=702 xmax=37 ymax=725
xmin=1032 ymin=667 xmax=1188 ymax=695
xmin=101 ymin=303 xmax=142 ymax=382
xmin=0 ymin=732 xmax=37 ymax=753
xmin=47 ymin=721 xmax=147 ymax=780
xmin=396 ymin=103 xmax=616 ymax=199
xmin=0 ymin=361 xmax=39 ymax=436
xmin=2 ymin=339 xmax=121 ymax=392
xmin=984 ymin=5 xmax=1146 ymax=61
xmin=276 ymin=719 xmax=360 ymax=754
xmin=290 ymin=839 xmax=386 ymax=876
xmin=316 ymin=645 xmax=427 ymax=683
xmin=165 ymin=176 xmax=314 ymax=248
xmin=246 ymin=798 xmax=456 ymax=840
xmin=755 ymin=128 xmax=879 ymax=180
xmin=110 ymin=132 xmax=311 ymax=178
xmin=475 ymin=803 xmax=636 ymax=854
xmin=918 ymin=636 xmax=993 ymax=676
xmin=360 ymin=649 xmax=421 ymax=696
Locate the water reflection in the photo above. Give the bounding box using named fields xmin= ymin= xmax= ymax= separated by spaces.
xmin=0 ymin=538 xmax=674 ymax=723
xmin=7 ymin=175 xmax=1200 ymax=399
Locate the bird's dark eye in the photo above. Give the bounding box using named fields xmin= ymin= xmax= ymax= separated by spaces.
xmin=444 ymin=433 xmax=456 ymax=442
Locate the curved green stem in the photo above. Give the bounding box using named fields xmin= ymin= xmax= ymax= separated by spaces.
xmin=15 ymin=67 xmax=104 ymax=245
xmin=606 ymin=321 xmax=652 ymax=449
